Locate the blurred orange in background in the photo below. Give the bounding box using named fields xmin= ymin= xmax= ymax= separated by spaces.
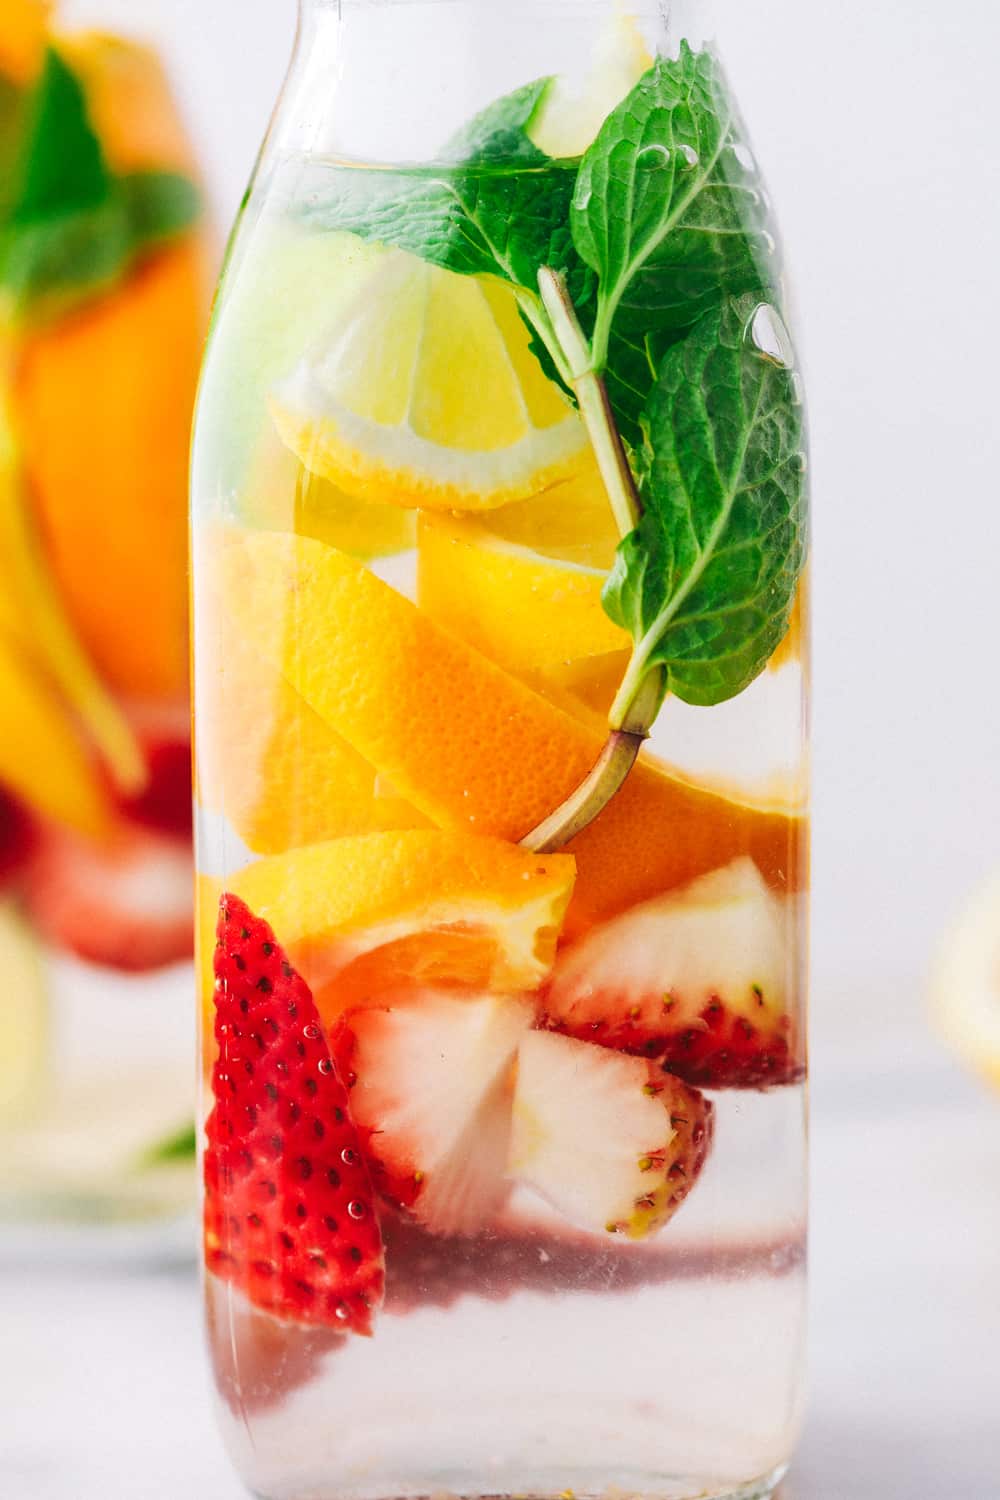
xmin=1 ymin=0 xmax=207 ymax=975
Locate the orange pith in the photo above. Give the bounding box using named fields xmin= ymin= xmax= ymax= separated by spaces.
xmin=223 ymin=533 xmax=806 ymax=933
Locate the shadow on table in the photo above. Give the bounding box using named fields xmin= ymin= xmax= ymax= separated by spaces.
xmin=780 ymin=1413 xmax=996 ymax=1500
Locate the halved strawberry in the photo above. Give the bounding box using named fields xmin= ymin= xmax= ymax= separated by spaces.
xmin=22 ymin=823 xmax=193 ymax=971
xmin=333 ymin=991 xmax=534 ymax=1236
xmin=509 ymin=1030 xmax=713 ymax=1238
xmin=542 ymin=858 xmax=800 ymax=1089
xmin=204 ymin=894 xmax=384 ymax=1333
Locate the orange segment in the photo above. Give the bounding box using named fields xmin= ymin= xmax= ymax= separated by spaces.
xmin=15 ymin=241 xmax=205 ymax=701
xmin=0 ymin=1 xmax=49 ymax=84
xmin=194 ymin=530 xmax=425 ymax=853
xmin=769 ymin=572 xmax=808 ymax=673
xmin=225 ymin=534 xmax=806 ymax=932
xmin=198 ymin=831 xmax=576 ymax=1014
xmin=60 ymin=33 xmax=196 ymax=174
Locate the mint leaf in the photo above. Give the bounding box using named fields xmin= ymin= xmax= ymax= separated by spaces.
xmin=9 ymin=48 xmax=109 ymax=224
xmin=141 ymin=1122 xmax=197 ymax=1167
xmin=573 ymin=46 xmax=778 ymax=387
xmin=604 ymin=297 xmax=806 ymax=709
xmin=303 ymin=80 xmax=587 ymax=303
xmin=0 ymin=47 xmax=201 ymax=324
xmin=120 ymin=170 xmax=202 ymax=252
xmin=443 ymin=77 xmax=552 ymax=163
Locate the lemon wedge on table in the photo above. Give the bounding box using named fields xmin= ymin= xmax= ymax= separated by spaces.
xmin=931 ymin=875 xmax=1000 ymax=1089
xmin=270 ymin=250 xmax=589 ymax=512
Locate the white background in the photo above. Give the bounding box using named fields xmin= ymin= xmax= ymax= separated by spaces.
xmin=16 ymin=3 xmax=1000 ymax=1497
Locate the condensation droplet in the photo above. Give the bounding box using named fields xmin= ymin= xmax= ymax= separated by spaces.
xmin=749 ymin=304 xmax=795 ymax=368
xmin=637 ymin=142 xmax=672 ymax=171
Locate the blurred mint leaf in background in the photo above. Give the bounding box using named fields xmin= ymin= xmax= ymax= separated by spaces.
xmin=0 ymin=47 xmax=201 ymax=326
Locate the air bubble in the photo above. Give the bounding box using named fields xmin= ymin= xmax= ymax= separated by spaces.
xmin=678 ymin=144 xmax=700 ymax=168
xmin=748 ymin=304 xmax=794 ymax=368
xmin=732 ymin=142 xmax=755 ymax=172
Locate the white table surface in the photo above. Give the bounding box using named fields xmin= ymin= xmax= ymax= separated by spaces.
xmin=3 ymin=972 xmax=998 ymax=1500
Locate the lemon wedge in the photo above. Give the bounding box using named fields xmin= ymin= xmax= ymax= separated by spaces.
xmin=417 ymin=456 xmax=629 ymax=673
xmin=270 ymin=251 xmax=589 ymax=512
xmin=931 ymin=875 xmax=1000 ymax=1089
xmin=530 ymin=7 xmax=653 ymax=158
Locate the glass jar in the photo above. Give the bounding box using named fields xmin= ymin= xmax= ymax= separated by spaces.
xmin=191 ymin=3 xmax=810 ymax=1497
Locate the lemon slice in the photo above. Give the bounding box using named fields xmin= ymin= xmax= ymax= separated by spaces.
xmin=417 ymin=457 xmax=628 ymax=673
xmin=270 ymin=251 xmax=589 ymax=512
xmin=530 ymin=7 xmax=653 ymax=158
xmin=931 ymin=875 xmax=1000 ymax=1089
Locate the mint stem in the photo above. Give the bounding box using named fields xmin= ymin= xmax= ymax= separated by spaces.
xmin=536 ymin=267 xmax=640 ymax=537
xmin=521 ymin=270 xmax=664 ymax=855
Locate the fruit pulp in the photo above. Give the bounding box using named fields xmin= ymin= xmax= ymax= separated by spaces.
xmin=192 ymin=147 xmax=808 ymax=1500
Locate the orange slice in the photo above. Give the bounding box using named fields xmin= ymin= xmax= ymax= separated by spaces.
xmin=0 ymin=0 xmax=48 ymax=84
xmin=198 ymin=830 xmax=576 ymax=1018
xmin=194 ymin=528 xmax=425 ymax=854
xmin=223 ymin=533 xmax=806 ymax=933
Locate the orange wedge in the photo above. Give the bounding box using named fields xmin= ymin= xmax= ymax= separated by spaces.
xmin=223 ymin=534 xmax=806 ymax=933
xmin=769 ymin=572 xmax=808 ymax=673
xmin=0 ymin=0 xmax=48 ymax=83
xmin=198 ymin=831 xmax=576 ymax=1018
xmin=194 ymin=530 xmax=424 ymax=853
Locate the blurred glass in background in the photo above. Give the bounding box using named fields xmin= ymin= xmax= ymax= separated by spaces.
xmin=0 ymin=0 xmax=208 ymax=1242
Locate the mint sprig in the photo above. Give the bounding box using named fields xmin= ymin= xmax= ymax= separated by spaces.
xmin=1 ymin=48 xmax=201 ymax=326
xmin=303 ymin=44 xmax=807 ymax=850
xmin=606 ymin=296 xmax=806 ymax=713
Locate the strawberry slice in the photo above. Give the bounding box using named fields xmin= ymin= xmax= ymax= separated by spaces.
xmin=110 ymin=704 xmax=193 ymax=840
xmin=333 ymin=991 xmax=534 ymax=1236
xmin=542 ymin=858 xmax=800 ymax=1089
xmin=0 ymin=790 xmax=35 ymax=890
xmin=509 ymin=1031 xmax=713 ymax=1238
xmin=22 ymin=823 xmax=193 ymax=971
xmin=204 ymin=894 xmax=384 ymax=1333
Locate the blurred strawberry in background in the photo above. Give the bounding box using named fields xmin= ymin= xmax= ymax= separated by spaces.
xmin=0 ymin=0 xmax=204 ymax=968
xmin=0 ymin=1 xmax=207 ymax=1218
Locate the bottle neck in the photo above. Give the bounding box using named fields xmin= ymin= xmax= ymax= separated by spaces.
xmin=279 ymin=2 xmax=715 ymax=167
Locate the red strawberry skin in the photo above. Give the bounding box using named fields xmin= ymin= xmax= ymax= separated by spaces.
xmin=23 ymin=824 xmax=194 ymax=971
xmin=0 ymin=790 xmax=35 ymax=890
xmin=205 ymin=894 xmax=384 ymax=1334
xmin=116 ymin=734 xmax=193 ymax=840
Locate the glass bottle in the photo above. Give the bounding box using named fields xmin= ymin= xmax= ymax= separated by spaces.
xmin=191 ymin=3 xmax=810 ymax=1497
xmin=0 ymin=13 xmax=205 ymax=1243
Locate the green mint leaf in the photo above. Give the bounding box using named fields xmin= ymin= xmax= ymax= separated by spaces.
xmin=0 ymin=77 xmax=29 ymax=223
xmin=302 ymin=80 xmax=586 ymax=300
xmin=604 ymin=297 xmax=807 ymax=708
xmin=573 ymin=45 xmax=778 ymax=414
xmin=9 ymin=47 xmax=109 ymax=225
xmin=140 ymin=1122 xmax=197 ymax=1167
xmin=119 ymin=170 xmax=202 ymax=252
xmin=0 ymin=48 xmax=201 ymax=324
xmin=443 ymin=77 xmax=552 ymax=163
